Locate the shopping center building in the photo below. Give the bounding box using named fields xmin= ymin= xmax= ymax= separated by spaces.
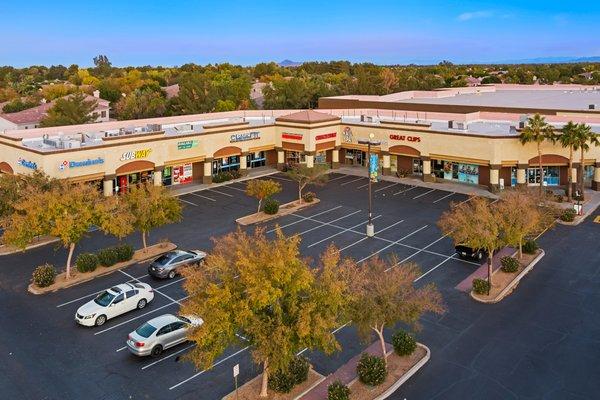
xmin=1 ymin=84 xmax=600 ymax=195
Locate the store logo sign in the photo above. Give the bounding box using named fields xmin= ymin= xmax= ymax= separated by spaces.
xmin=315 ymin=132 xmax=336 ymax=141
xmin=342 ymin=127 xmax=353 ymax=143
xmin=17 ymin=157 xmax=37 ymax=170
xmin=230 ymin=131 xmax=260 ymax=143
xmin=59 ymin=157 xmax=104 ymax=171
xmin=177 ymin=140 xmax=199 ymax=150
xmin=389 ymin=134 xmax=421 ymax=142
xmin=282 ymin=132 xmax=303 ymax=140
xmin=120 ymin=149 xmax=151 ymax=161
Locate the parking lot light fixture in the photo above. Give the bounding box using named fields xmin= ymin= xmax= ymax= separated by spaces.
xmin=358 ymin=133 xmax=382 ymax=238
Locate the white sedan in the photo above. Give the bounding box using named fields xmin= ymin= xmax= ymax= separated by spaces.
xmin=75 ymin=282 xmax=154 ymax=327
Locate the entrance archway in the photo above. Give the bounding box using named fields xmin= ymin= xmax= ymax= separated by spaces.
xmin=0 ymin=162 xmax=14 ymax=174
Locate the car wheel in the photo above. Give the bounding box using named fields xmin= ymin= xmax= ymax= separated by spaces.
xmin=151 ymin=345 xmax=163 ymax=357
xmin=95 ymin=315 xmax=107 ymax=326
xmin=168 ymin=270 xmax=176 ymax=279
xmin=137 ymin=299 xmax=147 ymax=309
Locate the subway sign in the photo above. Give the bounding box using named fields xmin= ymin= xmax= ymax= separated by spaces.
xmin=59 ymin=157 xmax=104 ymax=171
xmin=120 ymin=149 xmax=152 ymax=161
xmin=389 ymin=134 xmax=421 ymax=142
xmin=230 ymin=132 xmax=260 ymax=143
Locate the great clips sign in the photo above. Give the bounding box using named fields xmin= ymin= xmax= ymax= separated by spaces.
xmin=389 ymin=134 xmax=420 ymax=143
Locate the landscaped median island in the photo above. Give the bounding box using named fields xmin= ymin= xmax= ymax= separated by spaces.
xmin=471 ymin=246 xmax=545 ymax=303
xmin=236 ymin=197 xmax=321 ymax=225
xmin=28 ymin=241 xmax=176 ymax=294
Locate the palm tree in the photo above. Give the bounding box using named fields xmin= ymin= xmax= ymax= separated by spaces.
xmin=519 ymin=114 xmax=556 ymax=196
xmin=558 ymin=121 xmax=579 ymax=201
xmin=573 ymin=123 xmax=599 ymax=201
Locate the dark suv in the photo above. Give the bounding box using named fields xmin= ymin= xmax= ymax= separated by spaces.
xmin=148 ymin=250 xmax=207 ymax=279
xmin=454 ymin=245 xmax=485 ymax=261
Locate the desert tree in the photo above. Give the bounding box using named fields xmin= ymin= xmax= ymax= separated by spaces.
xmin=286 ymin=164 xmax=329 ymax=201
xmin=496 ymin=188 xmax=542 ymax=259
xmin=245 ymin=179 xmax=282 ymax=213
xmin=180 ymin=229 xmax=347 ymax=398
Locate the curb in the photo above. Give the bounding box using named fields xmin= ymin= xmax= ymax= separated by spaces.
xmin=27 ymin=243 xmax=177 ymax=295
xmin=374 ymin=343 xmax=431 ymax=400
xmin=171 ymin=170 xmax=280 ymax=197
xmin=236 ymin=199 xmax=320 ymax=226
xmin=0 ymin=237 xmax=60 ymax=256
xmin=294 ymin=373 xmax=327 ymax=400
xmin=471 ymin=249 xmax=545 ymax=304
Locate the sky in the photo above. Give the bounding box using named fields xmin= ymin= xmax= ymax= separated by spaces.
xmin=2 ymin=0 xmax=600 ymax=67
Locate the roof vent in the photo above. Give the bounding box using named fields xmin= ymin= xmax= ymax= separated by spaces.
xmin=590 ymin=104 xmax=597 ymax=110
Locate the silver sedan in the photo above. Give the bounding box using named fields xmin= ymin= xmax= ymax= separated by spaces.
xmin=126 ymin=314 xmax=203 ymax=357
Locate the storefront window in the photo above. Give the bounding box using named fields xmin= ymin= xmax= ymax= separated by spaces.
xmin=433 ymin=160 xmax=479 ymax=185
xmin=344 ymin=149 xmax=365 ymax=166
xmin=315 ymin=151 xmax=327 ymax=164
xmin=213 ymin=156 xmax=240 ymax=175
xmin=114 ymin=170 xmax=154 ymax=194
xmin=286 ymin=151 xmax=305 ymax=165
xmin=412 ymin=159 xmax=423 ymax=174
xmin=511 ymin=167 xmax=517 ymax=186
xmin=163 ymin=166 xmax=172 ymax=186
xmin=527 ymin=167 xmax=559 ymax=186
xmin=247 ymin=151 xmax=266 ymax=168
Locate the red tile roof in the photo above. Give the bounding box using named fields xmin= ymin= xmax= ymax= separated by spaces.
xmin=276 ymin=109 xmax=339 ymax=124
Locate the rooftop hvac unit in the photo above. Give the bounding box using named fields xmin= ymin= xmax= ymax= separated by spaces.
xmin=518 ymin=121 xmax=526 ymax=129
xmin=590 ymin=104 xmax=597 ymax=110
xmin=448 ymin=120 xmax=454 ymax=129
xmin=147 ymin=123 xmax=162 ymax=132
xmin=456 ymin=122 xmax=466 ymax=130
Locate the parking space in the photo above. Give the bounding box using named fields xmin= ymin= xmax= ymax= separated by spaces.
xmin=0 ymin=171 xmax=508 ymax=399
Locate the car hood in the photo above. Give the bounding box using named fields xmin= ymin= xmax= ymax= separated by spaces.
xmin=77 ymin=300 xmax=103 ymax=317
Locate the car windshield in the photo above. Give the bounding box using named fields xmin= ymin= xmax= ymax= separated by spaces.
xmin=94 ymin=291 xmax=115 ymax=307
xmin=135 ymin=322 xmax=157 ymax=338
xmin=153 ymin=253 xmax=177 ymax=266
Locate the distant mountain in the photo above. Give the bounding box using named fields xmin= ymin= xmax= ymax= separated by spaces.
xmin=483 ymin=56 xmax=600 ymax=65
xmin=279 ymin=59 xmax=302 ymax=67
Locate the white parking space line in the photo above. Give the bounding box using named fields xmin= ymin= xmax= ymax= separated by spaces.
xmin=155 ymin=276 xmax=186 ymax=290
xmin=56 ymin=273 xmax=151 ymax=308
xmin=141 ymin=343 xmax=196 ymax=370
xmin=291 ymin=210 xmax=362 ymax=238
xmin=393 ymin=186 xmax=417 ymax=196
xmin=340 ymin=176 xmax=365 ymax=186
xmin=357 ymin=225 xmax=429 ymax=263
xmin=328 ymin=174 xmax=353 ymax=182
xmin=189 ymin=192 xmax=217 ymax=202
xmin=169 ymin=346 xmax=251 ymax=390
xmin=413 ymin=188 xmax=436 ymax=199
xmin=94 ymin=295 xmax=188 ymax=336
xmin=374 ymin=182 xmax=400 ymax=193
xmin=338 ymin=220 xmax=405 ymax=252
xmin=413 ymin=253 xmax=456 ymax=282
xmin=179 ymin=198 xmax=199 ymax=207
xmin=432 ymin=192 xmax=456 ymax=203
xmin=116 ymin=346 xmax=127 ymax=352
xmin=387 ymin=234 xmax=449 ymax=271
xmin=356 ymin=182 xmax=370 ymax=189
xmin=219 ymin=184 xmax=246 ymax=193
xmin=119 ymin=270 xmax=182 ymax=305
xmin=206 ymin=188 xmax=234 ymax=197
xmin=266 ymin=206 xmax=343 ymax=233
xmin=307 ymin=216 xmax=382 ymax=248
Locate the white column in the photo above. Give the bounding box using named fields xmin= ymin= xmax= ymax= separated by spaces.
xmin=305 ymin=154 xmax=314 ymax=168
xmin=571 ymin=167 xmax=577 ymax=183
xmin=153 ymin=169 xmax=162 ymax=186
xmin=332 ymin=149 xmax=339 ymax=163
xmin=517 ymin=167 xmax=526 ymax=185
xmin=490 ymin=168 xmax=499 ymax=185
xmin=240 ymin=155 xmax=247 ymax=170
xmin=277 ymin=150 xmax=285 ymax=164
xmin=204 ymin=161 xmax=212 ymax=177
xmin=422 ymin=159 xmax=431 ymax=175
xmin=103 ymin=179 xmax=113 ymax=197
xmin=383 ymin=154 xmax=390 ymax=169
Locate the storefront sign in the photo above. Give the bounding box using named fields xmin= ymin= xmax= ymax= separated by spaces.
xmin=17 ymin=157 xmax=37 ymax=170
xmin=230 ymin=132 xmax=260 ymax=143
xmin=282 ymin=132 xmax=303 ymax=140
xmin=342 ymin=127 xmax=353 ymax=143
xmin=172 ymin=163 xmax=193 ymax=185
xmin=315 ymin=132 xmax=336 ymax=141
xmin=120 ymin=149 xmax=152 ymax=161
xmin=389 ymin=134 xmax=421 ymax=142
xmin=59 ymin=157 xmax=104 ymax=171
xmin=177 ymin=140 xmax=199 ymax=150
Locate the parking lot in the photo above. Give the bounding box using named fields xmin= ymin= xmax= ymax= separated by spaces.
xmin=1 ymin=171 xmax=599 ymax=400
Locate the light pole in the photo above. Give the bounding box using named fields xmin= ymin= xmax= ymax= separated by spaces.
xmin=358 ymin=133 xmax=381 ymax=237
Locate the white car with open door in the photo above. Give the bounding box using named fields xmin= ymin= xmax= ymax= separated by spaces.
xmin=75 ymin=282 xmax=154 ymax=327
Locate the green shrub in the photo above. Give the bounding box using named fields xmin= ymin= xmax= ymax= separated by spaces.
xmin=392 ymin=330 xmax=417 ymax=356
xmin=97 ymin=247 xmax=119 ymax=267
xmin=114 ymin=244 xmax=134 ymax=262
xmin=555 ymin=194 xmax=564 ymax=203
xmin=356 ymin=353 xmax=387 ymax=386
xmin=560 ymin=208 xmax=576 ymax=222
xmin=472 ymin=278 xmax=490 ymax=295
xmin=500 ymin=256 xmax=520 ymax=273
xmin=268 ymin=356 xmax=310 ymax=393
xmin=302 ymin=191 xmax=316 ymax=203
xmin=76 ymin=253 xmax=99 ymax=273
xmin=32 ymin=264 xmax=56 ymax=287
xmin=328 ymin=380 xmax=351 ymax=400
xmin=523 ymin=239 xmax=538 ymax=254
xmin=263 ymin=198 xmax=280 ymax=215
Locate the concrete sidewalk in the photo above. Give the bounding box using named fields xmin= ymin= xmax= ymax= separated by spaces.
xmin=302 ymin=341 xmax=392 ymax=400
xmin=335 ymin=166 xmax=497 ymax=199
